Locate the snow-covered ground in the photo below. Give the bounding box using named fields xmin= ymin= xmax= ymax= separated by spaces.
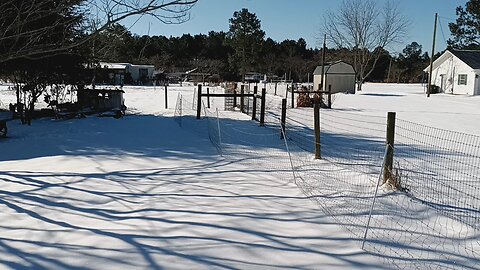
xmin=0 ymin=84 xmax=393 ymax=269
xmin=0 ymin=83 xmax=478 ymax=269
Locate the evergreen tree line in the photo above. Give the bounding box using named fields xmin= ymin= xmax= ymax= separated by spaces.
xmin=93 ymin=23 xmax=432 ymax=83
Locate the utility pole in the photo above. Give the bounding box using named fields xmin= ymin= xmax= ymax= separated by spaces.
xmin=320 ymin=34 xmax=326 ymax=91
xmin=427 ymin=13 xmax=438 ymax=98
xmin=387 ymin=55 xmax=393 ymax=83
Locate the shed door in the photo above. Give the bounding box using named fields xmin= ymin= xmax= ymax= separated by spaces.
xmin=475 ymin=74 xmax=480 ymax=95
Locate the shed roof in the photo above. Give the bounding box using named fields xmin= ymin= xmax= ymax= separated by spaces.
xmin=313 ymin=60 xmax=355 ymax=75
xmin=450 ymin=50 xmax=480 ymax=69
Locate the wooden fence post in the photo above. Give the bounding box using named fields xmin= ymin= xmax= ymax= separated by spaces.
xmin=314 ymin=102 xmax=321 ymax=159
xmin=384 ymin=112 xmax=396 ymax=182
xmin=233 ymin=88 xmax=237 ymax=108
xmin=207 ymin=87 xmax=210 ymax=108
xmin=164 ymin=84 xmax=168 ymax=109
xmin=260 ymin=88 xmax=266 ymax=126
xmin=196 ymin=84 xmax=202 ymax=119
xmin=240 ymin=84 xmax=245 ymax=113
xmin=252 ymin=85 xmax=258 ymax=120
xmin=280 ymin=98 xmax=287 ymax=139
xmin=275 ymin=82 xmax=278 ymax=95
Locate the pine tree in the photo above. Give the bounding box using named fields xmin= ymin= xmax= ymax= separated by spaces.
xmin=227 ymin=8 xmax=265 ymax=81
xmin=448 ymin=0 xmax=480 ymax=49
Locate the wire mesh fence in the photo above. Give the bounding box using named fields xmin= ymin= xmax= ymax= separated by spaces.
xmin=173 ymin=90 xmax=480 ymax=270
xmin=361 ymin=119 xmax=480 ymax=270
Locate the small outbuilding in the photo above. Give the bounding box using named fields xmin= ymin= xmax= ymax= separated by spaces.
xmin=424 ymin=49 xmax=480 ymax=95
xmin=313 ymin=61 xmax=356 ymax=94
xmin=99 ymin=62 xmax=155 ymax=85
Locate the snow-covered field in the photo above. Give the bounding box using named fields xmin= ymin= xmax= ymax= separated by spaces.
xmin=0 ymin=84 xmax=393 ymax=269
xmin=0 ymin=83 xmax=478 ymax=269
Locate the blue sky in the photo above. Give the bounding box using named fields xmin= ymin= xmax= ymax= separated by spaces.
xmin=124 ymin=0 xmax=467 ymax=55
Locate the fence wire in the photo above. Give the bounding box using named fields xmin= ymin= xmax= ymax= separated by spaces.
xmin=174 ymin=89 xmax=480 ymax=270
xmin=362 ymin=120 xmax=480 ymax=270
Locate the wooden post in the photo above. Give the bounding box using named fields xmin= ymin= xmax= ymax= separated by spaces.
xmin=207 ymin=87 xmax=210 ymax=108
xmin=196 ymin=84 xmax=202 ymax=119
xmin=291 ymin=84 xmax=295 ymax=108
xmin=233 ymin=88 xmax=237 ymax=108
xmin=427 ymin=13 xmax=438 ymax=98
xmin=240 ymin=84 xmax=245 ymax=113
xmin=314 ymin=102 xmax=321 ymax=159
xmin=260 ymin=88 xmax=266 ymax=126
xmin=384 ymin=112 xmax=396 ymax=182
xmin=280 ymin=98 xmax=287 ymax=139
xmin=252 ymin=85 xmax=258 ymax=120
xmin=164 ymin=84 xmax=168 ymax=109
xmin=274 ymin=82 xmax=278 ymax=95
xmin=328 ymin=85 xmax=332 ymax=109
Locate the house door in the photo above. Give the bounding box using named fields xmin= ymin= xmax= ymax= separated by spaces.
xmin=440 ymin=74 xmax=446 ymax=92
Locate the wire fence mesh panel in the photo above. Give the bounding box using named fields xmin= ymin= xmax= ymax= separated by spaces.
xmin=362 ymin=119 xmax=480 ymax=270
xmin=174 ymin=93 xmax=182 ymax=127
xmin=282 ymin=108 xmax=387 ymax=239
xmin=174 ymin=89 xmax=480 ymax=270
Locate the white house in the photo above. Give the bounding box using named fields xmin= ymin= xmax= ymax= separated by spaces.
xmin=99 ymin=62 xmax=155 ymax=85
xmin=313 ymin=61 xmax=356 ymax=94
xmin=424 ymin=50 xmax=480 ymax=95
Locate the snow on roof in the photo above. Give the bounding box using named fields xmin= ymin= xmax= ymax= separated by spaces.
xmin=99 ymin=62 xmax=129 ymax=70
xmin=98 ymin=62 xmax=155 ymax=70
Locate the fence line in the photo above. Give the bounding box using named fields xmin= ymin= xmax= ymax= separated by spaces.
xmin=174 ymin=91 xmax=480 ymax=270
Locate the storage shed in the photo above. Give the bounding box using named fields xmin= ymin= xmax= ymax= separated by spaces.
xmin=313 ymin=61 xmax=356 ymax=94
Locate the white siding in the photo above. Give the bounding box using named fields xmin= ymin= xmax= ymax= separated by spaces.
xmin=313 ymin=62 xmax=356 ymax=94
xmin=474 ymin=70 xmax=480 ymax=95
xmin=430 ymin=52 xmax=477 ymax=95
xmin=127 ymin=65 xmax=155 ymax=82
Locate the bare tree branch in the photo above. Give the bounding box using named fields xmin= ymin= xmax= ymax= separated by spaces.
xmin=0 ymin=0 xmax=198 ymax=63
xmin=322 ymin=0 xmax=409 ymax=90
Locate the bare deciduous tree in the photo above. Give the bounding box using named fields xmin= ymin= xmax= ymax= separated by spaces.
xmin=323 ymin=0 xmax=409 ymax=90
xmin=0 ymin=0 xmax=198 ymax=63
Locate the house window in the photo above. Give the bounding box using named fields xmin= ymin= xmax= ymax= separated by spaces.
xmin=458 ymin=74 xmax=467 ymax=85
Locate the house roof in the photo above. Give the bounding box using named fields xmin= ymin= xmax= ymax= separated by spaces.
xmin=450 ymin=50 xmax=480 ymax=69
xmin=99 ymin=62 xmax=129 ymax=70
xmin=425 ymin=49 xmax=480 ymax=72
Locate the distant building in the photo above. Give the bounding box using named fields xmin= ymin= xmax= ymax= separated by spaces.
xmin=424 ymin=50 xmax=480 ymax=95
xmin=99 ymin=62 xmax=155 ymax=85
xmin=313 ymin=61 xmax=356 ymax=94
xmin=244 ymin=72 xmax=264 ymax=83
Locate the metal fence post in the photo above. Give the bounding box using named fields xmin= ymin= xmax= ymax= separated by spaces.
xmin=281 ymin=98 xmax=287 ymax=139
xmin=252 ymin=85 xmax=258 ymax=121
xmin=291 ymin=84 xmax=295 ymax=108
xmin=328 ymin=85 xmax=332 ymax=109
xmin=164 ymin=84 xmax=168 ymax=109
xmin=260 ymin=88 xmax=266 ymax=126
xmin=196 ymin=84 xmax=202 ymax=119
xmin=384 ymin=112 xmax=396 ymax=183
xmin=207 ymin=87 xmax=210 ymax=108
xmin=314 ymin=102 xmax=321 ymax=159
xmin=240 ymin=84 xmax=245 ymax=113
